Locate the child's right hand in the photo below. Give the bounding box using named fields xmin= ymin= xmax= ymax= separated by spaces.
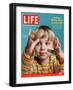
xmin=53 ymin=37 xmax=64 ymax=64
xmin=26 ymin=30 xmax=40 ymax=56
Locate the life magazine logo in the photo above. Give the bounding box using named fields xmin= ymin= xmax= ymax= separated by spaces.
xmin=23 ymin=15 xmax=39 ymax=25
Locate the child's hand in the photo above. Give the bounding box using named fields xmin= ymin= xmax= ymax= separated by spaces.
xmin=53 ymin=37 xmax=61 ymax=54
xmin=53 ymin=37 xmax=64 ymax=64
xmin=26 ymin=30 xmax=40 ymax=56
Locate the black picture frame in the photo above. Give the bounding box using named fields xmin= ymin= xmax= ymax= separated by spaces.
xmin=9 ymin=3 xmax=71 ymax=87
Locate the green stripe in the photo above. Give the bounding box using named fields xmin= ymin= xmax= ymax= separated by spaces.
xmin=22 ymin=69 xmax=31 ymax=74
xmin=22 ymin=59 xmax=32 ymax=66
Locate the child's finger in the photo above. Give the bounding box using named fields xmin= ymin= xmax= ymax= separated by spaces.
xmin=28 ymin=28 xmax=34 ymax=47
xmin=27 ymin=39 xmax=33 ymax=48
xmin=32 ymin=39 xmax=40 ymax=47
xmin=56 ymin=37 xmax=61 ymax=48
xmin=28 ymin=28 xmax=31 ymax=44
xmin=56 ymin=37 xmax=60 ymax=44
xmin=28 ymin=28 xmax=31 ymax=37
xmin=54 ymin=37 xmax=60 ymax=47
xmin=58 ymin=43 xmax=61 ymax=48
xmin=53 ymin=37 xmax=57 ymax=46
xmin=30 ymin=39 xmax=40 ymax=50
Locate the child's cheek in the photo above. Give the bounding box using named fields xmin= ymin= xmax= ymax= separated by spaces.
xmin=47 ymin=45 xmax=54 ymax=50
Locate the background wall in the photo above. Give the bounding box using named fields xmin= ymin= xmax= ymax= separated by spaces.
xmin=0 ymin=0 xmax=72 ymax=90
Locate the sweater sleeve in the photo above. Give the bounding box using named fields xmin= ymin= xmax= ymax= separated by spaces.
xmin=54 ymin=58 xmax=64 ymax=72
xmin=50 ymin=55 xmax=64 ymax=73
xmin=21 ymin=52 xmax=33 ymax=74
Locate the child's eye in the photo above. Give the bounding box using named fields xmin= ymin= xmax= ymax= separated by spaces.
xmin=46 ymin=42 xmax=48 ymax=45
xmin=46 ymin=42 xmax=50 ymax=45
xmin=36 ymin=42 xmax=40 ymax=46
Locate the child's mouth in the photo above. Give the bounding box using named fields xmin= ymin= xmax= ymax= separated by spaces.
xmin=40 ymin=51 xmax=47 ymax=55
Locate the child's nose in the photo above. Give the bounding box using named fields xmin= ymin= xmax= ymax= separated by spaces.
xmin=40 ymin=44 xmax=45 ymax=50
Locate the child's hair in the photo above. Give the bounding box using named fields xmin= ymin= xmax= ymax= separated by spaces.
xmin=30 ymin=25 xmax=55 ymax=41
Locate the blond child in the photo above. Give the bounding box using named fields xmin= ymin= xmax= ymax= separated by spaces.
xmin=22 ymin=26 xmax=64 ymax=74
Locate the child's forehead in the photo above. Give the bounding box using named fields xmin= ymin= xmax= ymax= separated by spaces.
xmin=39 ymin=37 xmax=48 ymax=42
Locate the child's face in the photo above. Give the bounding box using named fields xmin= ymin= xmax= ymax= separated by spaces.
xmin=35 ymin=37 xmax=54 ymax=60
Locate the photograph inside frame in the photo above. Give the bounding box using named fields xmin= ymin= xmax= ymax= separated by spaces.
xmin=21 ymin=12 xmax=64 ymax=77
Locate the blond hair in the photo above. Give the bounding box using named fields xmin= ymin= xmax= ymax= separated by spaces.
xmin=30 ymin=26 xmax=55 ymax=41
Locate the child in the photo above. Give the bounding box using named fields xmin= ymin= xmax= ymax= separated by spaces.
xmin=22 ymin=26 xmax=64 ymax=74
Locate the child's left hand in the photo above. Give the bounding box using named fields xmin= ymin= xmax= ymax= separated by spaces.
xmin=53 ymin=37 xmax=61 ymax=54
xmin=53 ymin=37 xmax=64 ymax=64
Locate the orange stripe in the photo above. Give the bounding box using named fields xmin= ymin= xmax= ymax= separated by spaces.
xmin=22 ymin=66 xmax=30 ymax=70
xmin=21 ymin=72 xmax=64 ymax=77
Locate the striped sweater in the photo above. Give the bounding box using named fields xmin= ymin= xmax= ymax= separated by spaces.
xmin=22 ymin=53 xmax=64 ymax=74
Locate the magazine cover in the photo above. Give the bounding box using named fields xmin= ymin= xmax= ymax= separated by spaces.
xmin=21 ymin=12 xmax=64 ymax=77
xmin=10 ymin=3 xmax=71 ymax=86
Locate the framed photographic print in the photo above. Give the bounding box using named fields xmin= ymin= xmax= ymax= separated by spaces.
xmin=9 ymin=3 xmax=71 ymax=87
